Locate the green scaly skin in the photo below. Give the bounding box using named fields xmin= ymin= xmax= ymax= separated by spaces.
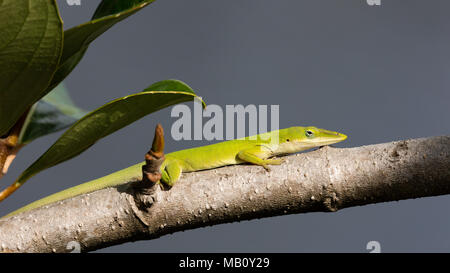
xmin=4 ymin=126 xmax=346 ymax=218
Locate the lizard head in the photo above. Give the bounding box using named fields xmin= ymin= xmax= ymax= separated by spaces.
xmin=274 ymin=126 xmax=347 ymax=154
xmin=300 ymin=126 xmax=347 ymax=146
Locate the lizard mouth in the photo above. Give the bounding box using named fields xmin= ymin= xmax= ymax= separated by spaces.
xmin=316 ymin=129 xmax=347 ymax=145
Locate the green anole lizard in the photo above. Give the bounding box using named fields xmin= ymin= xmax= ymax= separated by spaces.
xmin=4 ymin=126 xmax=346 ymax=218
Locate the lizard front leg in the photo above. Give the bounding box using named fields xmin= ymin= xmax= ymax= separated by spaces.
xmin=160 ymin=159 xmax=183 ymax=187
xmin=237 ymin=147 xmax=283 ymax=171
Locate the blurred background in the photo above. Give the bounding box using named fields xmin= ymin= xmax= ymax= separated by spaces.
xmin=1 ymin=0 xmax=450 ymax=252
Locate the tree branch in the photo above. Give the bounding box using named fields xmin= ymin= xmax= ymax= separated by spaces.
xmin=0 ymin=136 xmax=449 ymax=252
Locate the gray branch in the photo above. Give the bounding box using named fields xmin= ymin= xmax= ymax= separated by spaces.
xmin=0 ymin=136 xmax=449 ymax=252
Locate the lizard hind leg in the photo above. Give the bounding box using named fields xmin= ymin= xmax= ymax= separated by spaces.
xmin=161 ymin=160 xmax=183 ymax=187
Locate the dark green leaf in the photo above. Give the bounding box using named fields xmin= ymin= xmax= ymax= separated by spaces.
xmin=0 ymin=0 xmax=63 ymax=136
xmin=46 ymin=0 xmax=155 ymax=92
xmin=18 ymin=83 xmax=87 ymax=144
xmin=16 ymin=79 xmax=204 ymax=185
xmin=92 ymin=0 xmax=151 ymax=19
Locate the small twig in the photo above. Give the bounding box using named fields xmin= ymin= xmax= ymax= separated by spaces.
xmin=141 ymin=123 xmax=165 ymax=187
xmin=131 ymin=124 xmax=165 ymax=221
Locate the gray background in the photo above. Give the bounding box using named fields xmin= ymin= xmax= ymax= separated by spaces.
xmin=1 ymin=0 xmax=450 ymax=252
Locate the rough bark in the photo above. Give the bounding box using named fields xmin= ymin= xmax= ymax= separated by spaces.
xmin=0 ymin=136 xmax=449 ymax=252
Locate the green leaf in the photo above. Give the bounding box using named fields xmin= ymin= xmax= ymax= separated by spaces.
xmin=0 ymin=0 xmax=63 ymax=136
xmin=46 ymin=0 xmax=155 ymax=92
xmin=18 ymin=83 xmax=87 ymax=144
xmin=92 ymin=0 xmax=152 ymax=19
xmin=16 ymin=79 xmax=205 ymax=185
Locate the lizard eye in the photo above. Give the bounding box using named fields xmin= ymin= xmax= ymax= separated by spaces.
xmin=305 ymin=130 xmax=314 ymax=137
xmin=286 ymin=139 xmax=290 ymax=142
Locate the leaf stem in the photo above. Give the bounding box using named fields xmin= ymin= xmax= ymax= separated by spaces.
xmin=0 ymin=109 xmax=29 ymax=180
